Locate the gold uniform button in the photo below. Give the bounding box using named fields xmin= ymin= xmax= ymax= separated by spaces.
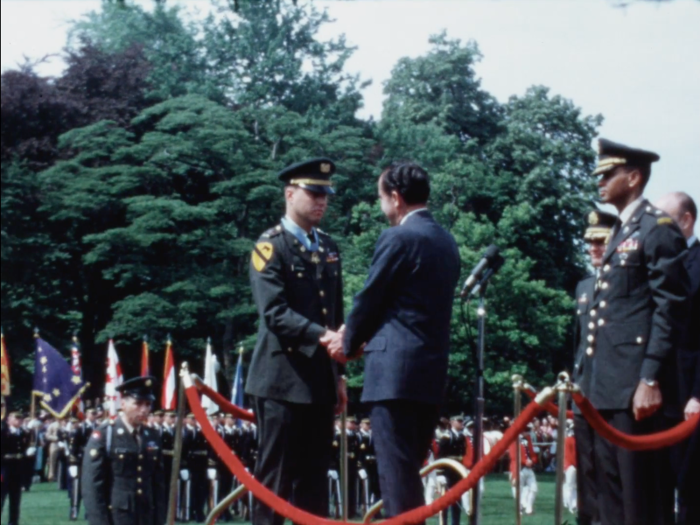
xmin=587 ymin=335 xmax=594 ymax=343
xmin=297 ymin=273 xmax=303 ymax=278
xmin=319 ymin=291 xmax=325 ymax=297
xmin=137 ymin=489 xmax=143 ymax=495
xmin=586 ymin=347 xmax=594 ymax=356
xmin=138 ymin=478 xmax=142 ymax=483
xmin=322 ymin=308 xmax=328 ymax=315
xmin=601 ymin=282 xmax=609 ymax=290
xmin=588 ymin=322 xmax=595 ymax=330
xmin=288 ymin=347 xmax=293 ymax=353
xmin=603 ymin=264 xmax=611 ymax=272
xmin=138 ymin=467 xmax=142 ymax=472
xmin=598 ymin=319 xmax=605 ymax=326
xmin=139 ymin=455 xmax=143 ymax=460
xmin=600 ymin=301 xmax=607 ymax=308
xmin=636 ymin=336 xmax=643 ymax=344
xmin=300 ymin=247 xmax=307 ymax=253
xmin=590 ymin=309 xmax=597 ymax=317
xmin=621 ymin=260 xmax=627 ymax=266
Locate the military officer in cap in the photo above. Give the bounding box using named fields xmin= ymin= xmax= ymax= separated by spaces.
xmin=160 ymin=412 xmax=176 ymax=496
xmin=437 ymin=416 xmax=466 ymax=525
xmin=246 ymin=158 xmax=347 ymax=525
xmin=1 ymin=411 xmax=33 ymax=525
xmin=572 ymin=209 xmax=616 ymax=525
xmin=587 ymin=139 xmax=690 ymax=525
xmin=357 ymin=418 xmax=380 ymax=509
xmin=82 ymin=377 xmax=166 ymax=525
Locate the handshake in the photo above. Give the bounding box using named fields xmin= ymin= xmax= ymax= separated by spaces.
xmin=319 ymin=325 xmax=365 ymax=366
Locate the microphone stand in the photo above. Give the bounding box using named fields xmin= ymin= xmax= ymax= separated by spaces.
xmin=467 ymin=269 xmax=495 ymax=525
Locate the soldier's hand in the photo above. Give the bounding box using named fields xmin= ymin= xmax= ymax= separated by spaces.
xmin=632 ymin=381 xmax=662 ymax=421
xmin=321 ymin=330 xmax=347 ymax=365
xmin=685 ymin=397 xmax=700 ymax=420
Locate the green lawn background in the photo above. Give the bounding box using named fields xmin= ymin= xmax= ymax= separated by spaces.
xmin=2 ymin=473 xmax=577 ymax=525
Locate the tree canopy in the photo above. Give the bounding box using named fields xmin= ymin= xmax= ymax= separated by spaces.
xmin=1 ymin=0 xmax=600 ymax=415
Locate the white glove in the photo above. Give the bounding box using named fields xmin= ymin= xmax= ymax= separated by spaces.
xmin=328 ymin=470 xmax=339 ymax=481
xmin=207 ymin=468 xmax=218 ymax=481
xmin=436 ymin=475 xmax=448 ymax=487
xmin=69 ymin=466 xmax=79 ymax=478
xmin=26 ymin=447 xmax=37 ymax=457
xmin=59 ymin=442 xmax=67 ymax=450
xmin=358 ymin=469 xmax=368 ymax=481
xmin=180 ymin=469 xmax=190 ymax=481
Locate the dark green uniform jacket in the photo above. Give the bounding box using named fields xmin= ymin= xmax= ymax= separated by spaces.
xmin=245 ymin=224 xmax=343 ymax=404
xmin=573 ymin=275 xmax=596 ymax=414
xmin=582 ymin=200 xmax=690 ymax=412
xmin=81 ymin=417 xmax=166 ymax=525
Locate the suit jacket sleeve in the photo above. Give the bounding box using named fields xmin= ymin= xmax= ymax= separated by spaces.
xmin=639 ymin=223 xmax=691 ymax=380
xmin=82 ymin=428 xmax=113 ymax=525
xmin=250 ymin=239 xmax=327 ymax=357
xmin=343 ymin=229 xmax=406 ymax=357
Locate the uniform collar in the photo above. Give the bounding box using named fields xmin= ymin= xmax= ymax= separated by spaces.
xmin=400 ymin=207 xmax=429 ymax=225
xmin=619 ymin=195 xmax=645 ymax=226
xmin=282 ymin=216 xmax=319 ymax=251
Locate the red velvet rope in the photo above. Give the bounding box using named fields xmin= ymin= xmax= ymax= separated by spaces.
xmin=186 ymin=382 xmax=542 ymax=525
xmin=572 ymin=392 xmax=699 ymax=451
xmin=522 ymin=386 xmax=574 ymax=419
xmin=195 ymin=380 xmax=256 ymax=423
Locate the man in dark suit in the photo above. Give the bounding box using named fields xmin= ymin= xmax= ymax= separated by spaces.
xmin=323 ymin=162 xmax=461 ymax=520
xmin=655 ymin=191 xmax=700 ymax=525
xmin=82 ymin=376 xmax=166 ymax=525
xmin=572 ymin=209 xmax=617 ymax=525
xmin=246 ymin=158 xmax=346 ymax=525
xmin=584 ymin=139 xmax=690 ymax=525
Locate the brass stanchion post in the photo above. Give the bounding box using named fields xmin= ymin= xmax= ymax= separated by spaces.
xmin=554 ymin=372 xmax=570 ymax=525
xmin=167 ymin=363 xmax=190 ymax=525
xmin=512 ymin=374 xmax=523 ymax=525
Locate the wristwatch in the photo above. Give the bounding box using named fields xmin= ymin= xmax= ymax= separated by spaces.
xmin=641 ymin=378 xmax=658 ymax=387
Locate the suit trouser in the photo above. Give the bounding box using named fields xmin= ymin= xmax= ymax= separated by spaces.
xmin=594 ymin=410 xmax=674 ymax=525
xmin=369 ymin=400 xmax=439 ymax=524
xmin=678 ymin=419 xmax=700 ymax=525
xmin=252 ymin=397 xmax=334 ymax=525
xmin=574 ymin=414 xmax=599 ymax=525
xmin=1 ymin=463 xmax=23 ymax=525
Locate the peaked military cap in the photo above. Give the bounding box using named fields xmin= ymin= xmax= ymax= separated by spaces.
xmin=347 ymin=415 xmax=358 ymax=423
xmin=277 ymin=157 xmax=336 ymax=195
xmin=450 ymin=414 xmax=465 ymax=422
xmin=153 ymin=410 xmax=164 ymax=417
xmin=592 ymin=138 xmax=660 ymax=176
xmin=585 ymin=209 xmax=618 ymax=241
xmin=361 ymin=418 xmax=371 ymax=425
xmin=116 ymin=376 xmax=157 ymax=402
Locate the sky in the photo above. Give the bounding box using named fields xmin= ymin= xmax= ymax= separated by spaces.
xmin=1 ymin=0 xmax=699 ymax=216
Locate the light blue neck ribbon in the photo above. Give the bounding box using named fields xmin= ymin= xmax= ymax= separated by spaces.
xmin=281 ymin=216 xmax=319 ymax=252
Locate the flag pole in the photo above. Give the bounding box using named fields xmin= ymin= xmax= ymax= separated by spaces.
xmin=31 ymin=327 xmax=40 ymax=419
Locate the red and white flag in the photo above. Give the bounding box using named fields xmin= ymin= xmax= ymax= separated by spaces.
xmin=105 ymin=339 xmax=123 ymax=418
xmin=71 ymin=337 xmax=85 ymax=418
xmin=141 ymin=337 xmax=150 ymax=377
xmin=162 ymin=339 xmax=176 ymax=410
xmin=1 ymin=331 xmax=10 ymax=397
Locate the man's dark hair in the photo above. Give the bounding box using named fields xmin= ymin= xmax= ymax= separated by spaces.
xmin=380 ymin=162 xmax=430 ymax=205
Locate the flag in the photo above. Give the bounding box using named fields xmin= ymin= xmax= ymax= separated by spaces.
xmin=141 ymin=337 xmax=150 ymax=377
xmin=162 ymin=338 xmax=176 ymax=410
xmin=231 ymin=345 xmax=245 ymax=427
xmin=105 ymin=339 xmax=123 ymax=418
xmin=1 ymin=331 xmax=10 ymax=397
xmin=33 ymin=338 xmax=88 ymax=419
xmin=70 ymin=337 xmax=85 ymax=418
xmin=202 ymin=338 xmax=220 ymax=416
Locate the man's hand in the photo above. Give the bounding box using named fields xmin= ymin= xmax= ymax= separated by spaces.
xmin=684 ymin=397 xmax=700 ymax=420
xmin=632 ymin=381 xmax=663 ymax=421
xmin=335 ymin=377 xmax=348 ymax=416
xmin=320 ymin=330 xmax=347 ymax=365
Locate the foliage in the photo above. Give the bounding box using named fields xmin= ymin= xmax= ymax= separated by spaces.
xmin=1 ymin=1 xmax=600 ymax=415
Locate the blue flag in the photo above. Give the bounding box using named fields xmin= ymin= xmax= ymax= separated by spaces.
xmin=33 ymin=338 xmax=88 ymax=419
xmin=231 ymin=347 xmax=245 ymax=428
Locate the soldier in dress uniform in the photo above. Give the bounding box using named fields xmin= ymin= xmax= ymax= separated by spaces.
xmin=67 ymin=408 xmax=98 ymax=520
xmin=245 ymin=158 xmax=346 ymax=525
xmin=345 ymin=416 xmax=360 ymax=518
xmin=81 ymin=377 xmax=166 ymax=525
xmin=357 ymin=418 xmax=380 ymax=510
xmin=1 ymin=411 xmax=33 ymax=525
xmin=161 ymin=411 xmax=176 ymax=496
xmin=219 ymin=414 xmax=239 ymax=522
xmin=184 ymin=414 xmax=209 ymax=523
xmin=509 ymin=425 xmax=538 ymax=516
xmin=585 ymin=139 xmax=690 ymax=525
xmin=572 ymin=208 xmax=616 ymax=525
xmin=437 ymin=415 xmax=466 ymax=525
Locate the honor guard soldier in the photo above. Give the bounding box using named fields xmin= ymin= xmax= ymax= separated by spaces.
xmin=82 ymin=377 xmax=166 ymax=525
xmin=437 ymin=415 xmax=466 ymax=525
xmin=246 ymin=158 xmax=346 ymax=525
xmin=345 ymin=416 xmax=360 ymax=518
xmin=183 ymin=413 xmax=209 ymax=523
xmin=588 ymin=139 xmax=690 ymax=525
xmin=68 ymin=408 xmax=97 ymax=521
xmin=219 ymin=414 xmax=239 ymax=521
xmin=572 ymin=209 xmax=616 ymax=525
xmin=1 ymin=411 xmax=34 ymax=525
xmin=357 ymin=418 xmax=380 ymax=510
xmin=161 ymin=412 xmax=176 ymax=493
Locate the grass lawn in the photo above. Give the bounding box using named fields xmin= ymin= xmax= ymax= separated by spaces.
xmin=2 ymin=473 xmax=576 ymax=525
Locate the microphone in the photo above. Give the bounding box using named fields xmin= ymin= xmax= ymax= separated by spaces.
xmin=460 ymin=245 xmax=504 ymax=298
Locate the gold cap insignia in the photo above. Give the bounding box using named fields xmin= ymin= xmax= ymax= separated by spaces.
xmin=320 ymin=163 xmax=331 ymax=174
xmin=588 ymin=211 xmax=599 ymax=225
xmin=145 ymin=379 xmax=152 ymax=387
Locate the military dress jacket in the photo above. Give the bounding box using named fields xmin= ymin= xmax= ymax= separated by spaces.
xmin=1 ymin=425 xmax=30 ymax=469
xmin=573 ymin=275 xmax=596 ymax=413
xmin=246 ymin=224 xmax=344 ymax=405
xmin=69 ymin=422 xmax=94 ymax=467
xmin=582 ymin=200 xmax=690 ymax=412
xmin=82 ymin=417 xmax=166 ymax=525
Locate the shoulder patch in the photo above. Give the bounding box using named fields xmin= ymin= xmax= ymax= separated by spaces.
xmin=657 ymin=217 xmax=674 ymax=226
xmin=252 ymin=242 xmax=274 ymax=272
